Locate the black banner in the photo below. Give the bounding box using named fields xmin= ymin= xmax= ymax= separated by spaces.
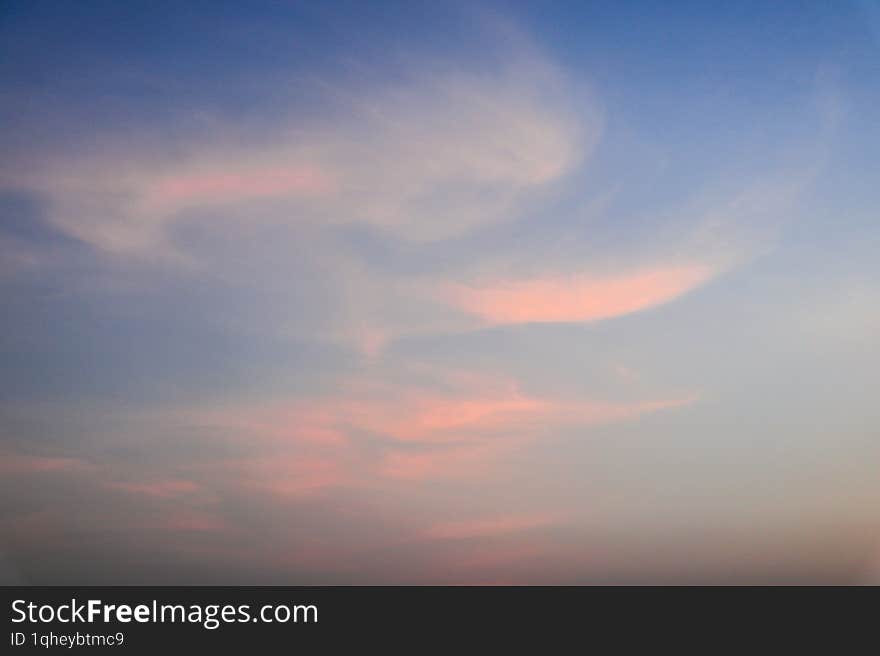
xmin=0 ymin=585 xmax=863 ymax=652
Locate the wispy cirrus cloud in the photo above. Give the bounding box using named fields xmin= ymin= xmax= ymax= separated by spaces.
xmin=0 ymin=452 xmax=96 ymax=475
xmin=378 ymin=440 xmax=514 ymax=481
xmin=423 ymin=513 xmax=561 ymax=540
xmin=104 ymin=478 xmax=201 ymax=499
xmin=183 ymin=367 xmax=697 ymax=488
xmin=189 ymin=370 xmax=695 ymax=446
xmin=442 ymin=264 xmax=714 ymax=325
xmin=147 ymin=164 xmax=334 ymax=210
xmin=5 ymin=43 xmax=595 ymax=255
xmin=3 ymin=3 xmax=869 ymax=587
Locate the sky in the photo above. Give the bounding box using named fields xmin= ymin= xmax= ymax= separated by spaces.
xmin=1 ymin=0 xmax=879 ymax=584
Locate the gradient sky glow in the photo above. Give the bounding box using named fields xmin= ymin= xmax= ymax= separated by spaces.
xmin=2 ymin=1 xmax=880 ymax=584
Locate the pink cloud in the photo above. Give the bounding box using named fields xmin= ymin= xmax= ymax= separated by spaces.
xmin=423 ymin=513 xmax=561 ymax=540
xmin=374 ymin=391 xmax=695 ymax=446
xmin=377 ymin=394 xmax=695 ymax=481
xmin=359 ymin=392 xmax=548 ymax=443
xmin=148 ymin=165 xmax=332 ymax=209
xmin=105 ymin=479 xmax=201 ymax=499
xmin=0 ymin=453 xmax=94 ymax=475
xmin=194 ymin=405 xmax=349 ymax=446
xmin=552 ymin=395 xmax=697 ymax=425
xmin=413 ymin=539 xmax=559 ymax=584
xmin=444 ymin=264 xmax=713 ymax=324
xmin=188 ymin=372 xmax=696 ymax=486
xmin=192 ymin=378 xmax=547 ymax=446
xmin=380 ymin=441 xmax=511 ymax=481
xmin=153 ymin=511 xmax=226 ymax=533
xmin=235 ymin=456 xmax=349 ymax=498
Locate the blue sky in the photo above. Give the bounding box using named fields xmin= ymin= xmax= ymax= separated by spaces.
xmin=1 ymin=1 xmax=879 ymax=583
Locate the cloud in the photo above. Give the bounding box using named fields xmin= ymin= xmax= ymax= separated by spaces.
xmin=379 ymin=441 xmax=510 ymax=481
xmin=0 ymin=452 xmax=95 ymax=475
xmin=0 ymin=22 xmax=809 ymax=367
xmin=442 ymin=264 xmax=714 ymax=325
xmin=3 ymin=9 xmax=858 ymax=586
xmin=318 ymin=386 xmax=546 ymax=444
xmin=104 ymin=479 xmax=201 ymax=499
xmin=191 ymin=370 xmax=694 ymax=447
xmin=5 ymin=43 xmax=595 ymax=255
xmin=184 ymin=368 xmax=697 ymax=486
xmin=423 ymin=513 xmax=560 ymax=540
xmin=148 ymin=511 xmax=227 ymax=533
xmin=375 ymin=394 xmax=696 ymax=481
xmin=243 ymin=456 xmax=349 ymax=498
xmin=147 ymin=165 xmax=334 ymax=209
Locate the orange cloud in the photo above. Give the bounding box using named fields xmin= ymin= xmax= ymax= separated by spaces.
xmin=445 ymin=264 xmax=713 ymax=324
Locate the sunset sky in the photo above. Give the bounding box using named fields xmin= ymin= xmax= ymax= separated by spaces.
xmin=2 ymin=1 xmax=879 ymax=584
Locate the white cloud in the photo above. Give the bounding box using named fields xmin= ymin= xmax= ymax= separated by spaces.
xmin=7 ymin=47 xmax=596 ymax=254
